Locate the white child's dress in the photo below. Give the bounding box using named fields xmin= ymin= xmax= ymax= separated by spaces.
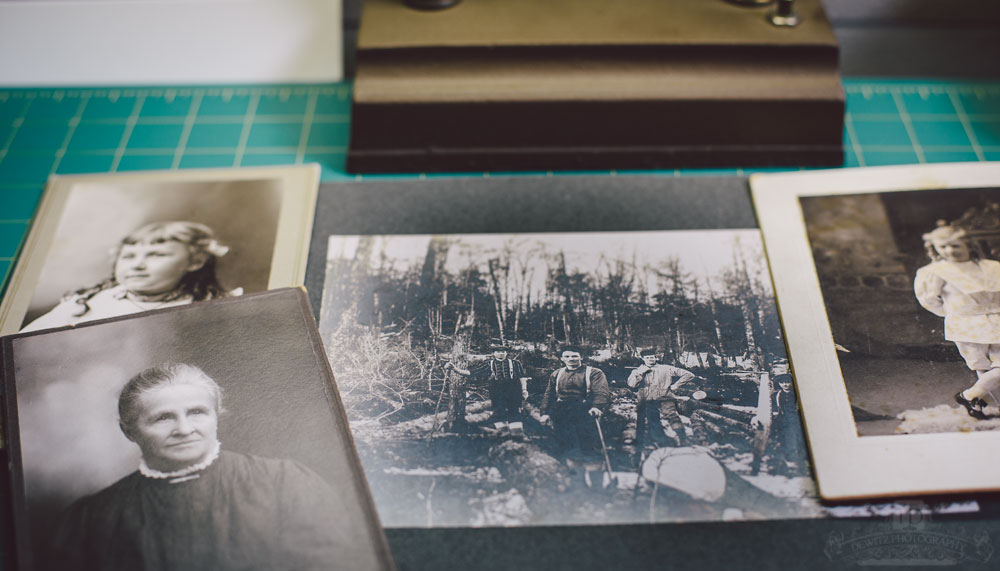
xmin=914 ymin=259 xmax=1000 ymax=343
xmin=21 ymin=285 xmax=242 ymax=332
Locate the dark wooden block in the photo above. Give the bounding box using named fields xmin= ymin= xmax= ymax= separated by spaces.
xmin=348 ymin=0 xmax=844 ymax=173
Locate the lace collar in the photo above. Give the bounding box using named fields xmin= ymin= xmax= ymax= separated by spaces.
xmin=139 ymin=440 xmax=221 ymax=483
xmin=112 ymin=285 xmax=190 ymax=304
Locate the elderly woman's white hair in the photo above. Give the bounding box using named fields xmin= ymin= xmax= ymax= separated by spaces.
xmin=118 ymin=363 xmax=224 ymax=435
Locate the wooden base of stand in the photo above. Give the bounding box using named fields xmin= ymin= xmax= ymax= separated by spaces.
xmin=348 ymin=0 xmax=844 ymax=173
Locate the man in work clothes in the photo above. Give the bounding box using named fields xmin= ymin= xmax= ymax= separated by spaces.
xmin=446 ymin=343 xmax=530 ymax=424
xmin=750 ymin=360 xmax=806 ymax=476
xmin=538 ymin=346 xmax=611 ymax=459
xmin=627 ymin=348 xmax=696 ymax=449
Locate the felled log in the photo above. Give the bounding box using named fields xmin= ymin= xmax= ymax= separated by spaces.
xmin=642 ymin=446 xmax=814 ymax=519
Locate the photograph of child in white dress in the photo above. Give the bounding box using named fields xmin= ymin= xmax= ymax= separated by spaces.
xmin=744 ymin=163 xmax=1000 ymax=498
xmin=797 ymin=187 xmax=1000 ymax=436
xmin=21 ymin=221 xmax=243 ymax=331
xmin=914 ymin=223 xmax=1000 ymax=421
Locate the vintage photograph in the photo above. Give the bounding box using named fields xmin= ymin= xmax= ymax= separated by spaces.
xmin=752 ymin=162 xmax=1000 ymax=499
xmin=0 ymin=165 xmax=319 ymax=335
xmin=2 ymin=289 xmax=394 ymax=571
xmin=319 ymin=229 xmax=828 ymax=527
xmin=802 ymin=186 xmax=1000 ymax=436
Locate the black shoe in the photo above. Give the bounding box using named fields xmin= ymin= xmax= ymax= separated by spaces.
xmin=955 ymin=391 xmax=987 ymax=420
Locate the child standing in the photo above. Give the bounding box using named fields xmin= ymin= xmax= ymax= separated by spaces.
xmin=22 ymin=221 xmax=241 ymax=332
xmin=914 ymin=222 xmax=1000 ymax=419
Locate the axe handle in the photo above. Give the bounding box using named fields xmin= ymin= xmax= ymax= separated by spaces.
xmin=594 ymin=417 xmax=615 ymax=478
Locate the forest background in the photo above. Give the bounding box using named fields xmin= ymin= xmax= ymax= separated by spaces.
xmin=320 ymin=230 xmax=785 ymax=427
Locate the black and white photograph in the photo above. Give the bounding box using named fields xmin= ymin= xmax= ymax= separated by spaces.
xmin=802 ymin=186 xmax=1000 ymax=436
xmin=1 ymin=288 xmax=394 ymax=571
xmin=752 ymin=162 xmax=1000 ymax=499
xmin=319 ymin=229 xmax=827 ymax=527
xmin=0 ymin=165 xmax=319 ymax=334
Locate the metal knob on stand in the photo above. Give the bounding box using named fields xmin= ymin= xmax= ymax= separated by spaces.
xmin=404 ymin=0 xmax=461 ymax=10
xmin=769 ymin=0 xmax=801 ymax=27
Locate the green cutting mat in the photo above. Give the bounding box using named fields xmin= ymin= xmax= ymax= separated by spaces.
xmin=1 ymin=79 xmax=999 ymax=293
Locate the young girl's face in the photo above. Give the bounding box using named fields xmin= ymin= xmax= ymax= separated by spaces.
xmin=114 ymin=240 xmax=201 ymax=296
xmin=932 ymin=238 xmax=972 ymax=263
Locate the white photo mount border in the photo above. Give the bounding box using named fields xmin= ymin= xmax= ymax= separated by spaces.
xmin=751 ymin=161 xmax=1000 ymax=500
xmin=0 ymin=0 xmax=342 ymax=86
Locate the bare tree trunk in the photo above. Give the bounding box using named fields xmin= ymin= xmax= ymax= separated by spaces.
xmin=734 ymin=247 xmax=762 ymax=370
xmin=492 ymin=297 xmax=506 ymax=344
xmin=487 ymin=258 xmax=507 ymax=343
xmin=561 ymin=311 xmax=573 ymax=344
xmin=704 ymin=277 xmax=725 ymax=356
xmin=513 ymin=306 xmax=522 ymax=341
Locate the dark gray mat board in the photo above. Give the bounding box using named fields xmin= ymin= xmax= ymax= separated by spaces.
xmin=304 ymin=175 xmax=1000 ymax=571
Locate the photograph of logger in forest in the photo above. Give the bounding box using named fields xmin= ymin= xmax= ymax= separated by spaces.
xmin=319 ymin=229 xmax=821 ymax=527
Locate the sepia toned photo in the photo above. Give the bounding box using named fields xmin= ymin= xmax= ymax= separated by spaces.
xmin=320 ymin=229 xmax=831 ymax=527
xmin=752 ymin=162 xmax=1000 ymax=499
xmin=1 ymin=289 xmax=394 ymax=571
xmin=803 ymin=187 xmax=1000 ymax=436
xmin=0 ymin=165 xmax=319 ymax=335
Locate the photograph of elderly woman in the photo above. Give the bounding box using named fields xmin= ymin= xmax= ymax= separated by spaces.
xmin=3 ymin=289 xmax=394 ymax=571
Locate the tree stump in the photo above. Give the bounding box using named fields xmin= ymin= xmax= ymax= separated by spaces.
xmin=488 ymin=440 xmax=572 ymax=499
xmin=444 ymin=369 xmax=471 ymax=432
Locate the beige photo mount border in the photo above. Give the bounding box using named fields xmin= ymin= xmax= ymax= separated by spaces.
xmin=751 ymin=162 xmax=1000 ymax=500
xmin=0 ymin=163 xmax=320 ymax=335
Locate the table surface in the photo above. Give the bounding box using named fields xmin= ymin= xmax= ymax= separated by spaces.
xmin=2 ymin=78 xmax=999 ymax=295
xmin=1 ymin=78 xmax=1000 ymax=571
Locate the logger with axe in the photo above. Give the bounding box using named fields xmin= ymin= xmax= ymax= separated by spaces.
xmin=537 ymin=346 xmax=611 ymax=463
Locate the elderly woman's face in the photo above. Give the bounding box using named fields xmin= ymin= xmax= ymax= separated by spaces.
xmin=127 ymin=383 xmax=219 ymax=472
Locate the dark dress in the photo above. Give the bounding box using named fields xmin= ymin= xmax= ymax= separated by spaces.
xmin=48 ymin=451 xmax=348 ymax=571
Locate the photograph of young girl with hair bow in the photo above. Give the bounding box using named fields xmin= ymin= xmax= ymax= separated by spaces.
xmin=22 ymin=221 xmax=243 ymax=332
xmin=915 ymin=222 xmax=1000 ymax=420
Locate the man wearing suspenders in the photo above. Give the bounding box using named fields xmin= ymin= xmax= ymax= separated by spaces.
xmin=538 ymin=346 xmax=611 ymax=460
